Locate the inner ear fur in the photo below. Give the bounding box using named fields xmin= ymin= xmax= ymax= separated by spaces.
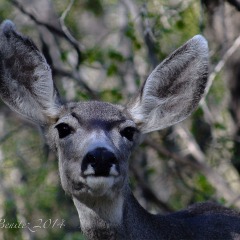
xmin=127 ymin=35 xmax=209 ymax=133
xmin=0 ymin=20 xmax=62 ymax=125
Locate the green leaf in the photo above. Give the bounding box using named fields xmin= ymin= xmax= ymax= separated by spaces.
xmin=108 ymin=49 xmax=125 ymax=62
xmin=107 ymin=64 xmax=118 ymax=76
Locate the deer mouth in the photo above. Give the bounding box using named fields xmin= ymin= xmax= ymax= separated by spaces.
xmin=72 ymin=176 xmax=119 ymax=197
xmin=70 ymin=164 xmax=121 ymax=196
xmin=72 ymin=181 xmax=85 ymax=191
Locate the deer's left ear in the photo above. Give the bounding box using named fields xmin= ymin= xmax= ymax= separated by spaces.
xmin=127 ymin=35 xmax=209 ymax=133
xmin=0 ymin=20 xmax=62 ymax=125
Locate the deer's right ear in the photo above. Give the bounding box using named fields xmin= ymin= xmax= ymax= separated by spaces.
xmin=127 ymin=35 xmax=209 ymax=133
xmin=0 ymin=20 xmax=62 ymax=125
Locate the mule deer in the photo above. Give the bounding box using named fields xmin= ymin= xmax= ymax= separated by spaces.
xmin=0 ymin=20 xmax=240 ymax=239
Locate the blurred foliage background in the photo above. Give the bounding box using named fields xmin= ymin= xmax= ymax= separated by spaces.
xmin=1 ymin=0 xmax=240 ymax=239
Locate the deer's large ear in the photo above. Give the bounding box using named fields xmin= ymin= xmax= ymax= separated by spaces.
xmin=127 ymin=35 xmax=209 ymax=133
xmin=0 ymin=20 xmax=62 ymax=125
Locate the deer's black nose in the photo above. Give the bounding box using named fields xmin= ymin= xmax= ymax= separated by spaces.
xmin=81 ymin=148 xmax=118 ymax=177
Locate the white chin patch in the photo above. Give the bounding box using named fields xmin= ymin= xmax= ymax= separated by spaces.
xmin=86 ymin=176 xmax=115 ymax=196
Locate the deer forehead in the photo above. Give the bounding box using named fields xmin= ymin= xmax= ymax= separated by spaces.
xmin=57 ymin=101 xmax=134 ymax=130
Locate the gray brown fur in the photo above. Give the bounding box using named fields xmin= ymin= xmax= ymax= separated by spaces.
xmin=0 ymin=20 xmax=240 ymax=240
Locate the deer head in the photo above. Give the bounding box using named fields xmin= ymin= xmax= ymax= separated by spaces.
xmin=0 ymin=20 xmax=211 ymax=239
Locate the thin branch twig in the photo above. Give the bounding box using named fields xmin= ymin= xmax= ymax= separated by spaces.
xmin=130 ymin=165 xmax=174 ymax=213
xmin=226 ymin=0 xmax=240 ymax=11
xmin=10 ymin=0 xmax=84 ymax=66
xmin=59 ymin=0 xmax=84 ymax=68
xmin=53 ymin=67 xmax=98 ymax=98
xmin=145 ymin=136 xmax=240 ymax=208
xmin=205 ymin=34 xmax=240 ymax=95
xmin=0 ymin=125 xmax=24 ymax=144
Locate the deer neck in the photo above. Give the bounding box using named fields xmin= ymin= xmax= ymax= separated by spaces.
xmin=72 ymin=187 xmax=150 ymax=239
xmin=73 ymin=191 xmax=124 ymax=239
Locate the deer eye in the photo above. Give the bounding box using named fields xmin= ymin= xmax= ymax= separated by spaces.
xmin=120 ymin=127 xmax=136 ymax=141
xmin=55 ymin=123 xmax=74 ymax=139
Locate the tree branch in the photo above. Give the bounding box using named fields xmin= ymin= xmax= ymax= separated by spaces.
xmin=59 ymin=0 xmax=84 ymax=68
xmin=205 ymin=34 xmax=240 ymax=95
xmin=145 ymin=136 xmax=240 ymax=209
xmin=53 ymin=67 xmax=98 ymax=99
xmin=226 ymin=0 xmax=240 ymax=11
xmin=130 ymin=164 xmax=174 ymax=213
xmin=0 ymin=125 xmax=24 ymax=144
xmin=10 ymin=0 xmax=84 ymax=67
